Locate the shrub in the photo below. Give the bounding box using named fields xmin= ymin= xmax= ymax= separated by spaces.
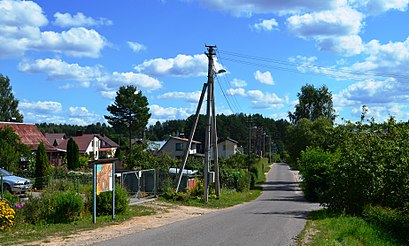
xmin=364 ymin=205 xmax=409 ymax=244
xmin=220 ymin=169 xmax=251 ymax=192
xmin=298 ymin=147 xmax=339 ymax=202
xmin=22 ymin=190 xmax=83 ymax=224
xmin=89 ymin=185 xmax=130 ymax=216
xmin=53 ymin=191 xmax=83 ymax=223
xmin=0 ymin=199 xmax=15 ymax=231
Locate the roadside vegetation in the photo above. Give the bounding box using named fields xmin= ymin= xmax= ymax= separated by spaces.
xmin=286 ymin=85 xmax=409 ymax=244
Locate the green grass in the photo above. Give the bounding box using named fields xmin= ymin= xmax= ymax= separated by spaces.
xmin=183 ymin=188 xmax=262 ymax=209
xmin=0 ymin=205 xmax=156 ymax=245
xmin=299 ymin=209 xmax=400 ymax=246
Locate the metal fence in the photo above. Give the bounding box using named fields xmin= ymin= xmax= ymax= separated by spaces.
xmin=120 ymin=169 xmax=156 ymax=199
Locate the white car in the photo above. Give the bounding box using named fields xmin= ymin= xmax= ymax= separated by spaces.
xmin=0 ymin=167 xmax=33 ymax=193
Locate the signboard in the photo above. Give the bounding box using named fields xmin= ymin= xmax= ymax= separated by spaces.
xmin=92 ymin=159 xmax=116 ymax=223
xmin=96 ymin=163 xmax=113 ymax=195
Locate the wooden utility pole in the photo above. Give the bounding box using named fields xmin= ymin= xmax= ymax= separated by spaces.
xmin=175 ymin=45 xmax=221 ymax=201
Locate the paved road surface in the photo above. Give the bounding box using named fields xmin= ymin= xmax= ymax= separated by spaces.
xmin=96 ymin=163 xmax=319 ymax=246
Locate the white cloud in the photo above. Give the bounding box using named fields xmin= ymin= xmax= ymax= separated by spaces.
xmin=19 ymin=58 xmax=100 ymax=87
xmin=134 ymin=54 xmax=223 ymax=77
xmin=158 ymin=91 xmax=202 ymax=103
xmin=34 ymin=27 xmax=106 ymax=58
xmin=19 ymin=101 xmax=62 ymax=114
xmin=0 ymin=1 xmax=107 ymax=58
xmin=19 ymin=58 xmax=162 ymax=96
xmin=227 ymin=87 xmax=246 ymax=96
xmin=127 ymin=41 xmax=146 ymax=53
xmin=149 ymin=104 xmax=193 ymax=120
xmin=230 ymin=78 xmax=247 ymax=88
xmin=253 ymin=18 xmax=278 ymax=31
xmin=287 ymin=6 xmax=364 ymax=56
xmin=199 ymin=0 xmax=341 ymax=16
xmin=227 ymin=87 xmax=284 ymax=109
xmin=53 ymin=12 xmax=112 ymax=27
xmin=68 ymin=106 xmax=96 ymax=117
xmin=350 ymin=0 xmax=409 ymax=15
xmin=254 ymin=70 xmax=274 ymax=85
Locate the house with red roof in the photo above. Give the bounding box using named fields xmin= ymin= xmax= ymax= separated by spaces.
xmin=0 ymin=122 xmax=65 ymax=166
xmin=51 ymin=133 xmax=119 ymax=160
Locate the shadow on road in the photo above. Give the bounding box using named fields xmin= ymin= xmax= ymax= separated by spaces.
xmin=262 ymin=181 xmax=301 ymax=192
xmin=252 ymin=210 xmax=310 ymax=219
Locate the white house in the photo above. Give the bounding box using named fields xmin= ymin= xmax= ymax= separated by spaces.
xmin=217 ymin=137 xmax=240 ymax=159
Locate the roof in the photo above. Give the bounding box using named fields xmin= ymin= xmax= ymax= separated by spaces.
xmin=45 ymin=133 xmax=66 ymax=146
xmin=0 ymin=122 xmax=54 ymax=151
xmin=57 ymin=134 xmax=119 ymax=153
xmin=169 ymin=136 xmax=201 ymax=144
xmin=219 ymin=137 xmax=239 ymax=144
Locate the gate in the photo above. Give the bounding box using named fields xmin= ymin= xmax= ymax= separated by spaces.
xmin=120 ymin=169 xmax=156 ymax=199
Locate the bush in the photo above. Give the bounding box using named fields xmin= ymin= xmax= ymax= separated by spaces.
xmin=364 ymin=205 xmax=409 ymax=244
xmin=22 ymin=190 xmax=83 ymax=224
xmin=54 ymin=191 xmax=83 ymax=223
xmin=220 ymin=169 xmax=251 ymax=192
xmin=88 ymin=185 xmax=129 ymax=216
xmin=298 ymin=147 xmax=339 ymax=202
xmin=0 ymin=199 xmax=15 ymax=231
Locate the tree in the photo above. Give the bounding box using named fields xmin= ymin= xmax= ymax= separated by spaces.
xmin=289 ymin=84 xmax=336 ymax=124
xmin=35 ymin=142 xmax=50 ymax=189
xmin=0 ymin=74 xmax=23 ymax=122
xmin=66 ymin=138 xmax=80 ymax=170
xmin=0 ymin=127 xmax=30 ymax=173
xmin=104 ymin=85 xmax=151 ymax=150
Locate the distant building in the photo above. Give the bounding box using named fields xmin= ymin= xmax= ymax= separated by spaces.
xmin=217 ymin=137 xmax=241 ymax=159
xmin=156 ymin=136 xmax=202 ymax=159
xmin=54 ymin=133 xmax=119 ymax=160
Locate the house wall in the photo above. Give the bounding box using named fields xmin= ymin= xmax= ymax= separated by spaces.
xmin=218 ymin=140 xmax=237 ymax=159
xmin=85 ymin=136 xmax=100 ymax=160
xmin=158 ymin=138 xmax=197 ymax=158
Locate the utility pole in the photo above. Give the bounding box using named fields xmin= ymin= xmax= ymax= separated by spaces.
xmin=175 ymin=45 xmax=221 ymax=201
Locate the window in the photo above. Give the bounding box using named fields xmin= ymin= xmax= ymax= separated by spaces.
xmin=175 ymin=143 xmax=184 ymax=151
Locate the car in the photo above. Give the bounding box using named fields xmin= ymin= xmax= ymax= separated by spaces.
xmin=0 ymin=167 xmax=33 ymax=193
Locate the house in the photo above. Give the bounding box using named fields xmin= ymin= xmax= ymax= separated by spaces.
xmin=156 ymin=136 xmax=202 ymax=159
xmin=55 ymin=133 xmax=119 ymax=160
xmin=0 ymin=122 xmax=65 ymax=166
xmin=217 ymin=137 xmax=241 ymax=159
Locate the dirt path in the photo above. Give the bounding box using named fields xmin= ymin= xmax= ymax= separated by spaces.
xmin=26 ymin=201 xmax=217 ymax=246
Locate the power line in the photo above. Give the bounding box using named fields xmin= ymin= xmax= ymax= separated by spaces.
xmin=218 ymin=49 xmax=409 ymax=82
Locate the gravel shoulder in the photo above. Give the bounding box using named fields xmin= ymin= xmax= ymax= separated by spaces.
xmin=27 ymin=201 xmax=217 ymax=246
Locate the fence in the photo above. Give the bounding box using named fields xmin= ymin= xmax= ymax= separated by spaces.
xmin=120 ymin=169 xmax=156 ymax=199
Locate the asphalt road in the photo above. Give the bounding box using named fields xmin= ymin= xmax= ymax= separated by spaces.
xmin=96 ymin=163 xmax=319 ymax=246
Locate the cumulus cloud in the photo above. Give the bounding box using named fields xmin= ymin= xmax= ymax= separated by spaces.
xmin=253 ymin=18 xmax=278 ymax=31
xmin=19 ymin=101 xmax=62 ymax=114
xmin=19 ymin=58 xmax=162 ymax=96
xmin=134 ymin=54 xmax=224 ymax=77
xmin=68 ymin=106 xmax=97 ymax=117
xmin=158 ymin=91 xmax=202 ymax=103
xmin=230 ymin=78 xmax=247 ymax=88
xmin=149 ymin=104 xmax=192 ymax=120
xmin=227 ymin=87 xmax=284 ymax=109
xmin=349 ymin=0 xmax=409 ymax=15
xmin=0 ymin=1 xmax=107 ymax=58
xmin=254 ymin=70 xmax=274 ymax=85
xmin=198 ymin=0 xmax=340 ymax=16
xmin=53 ymin=12 xmax=112 ymax=27
xmin=127 ymin=41 xmax=146 ymax=53
xmin=287 ymin=6 xmax=364 ymax=56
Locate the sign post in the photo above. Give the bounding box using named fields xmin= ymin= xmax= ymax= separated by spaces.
xmin=92 ymin=159 xmax=117 ymax=223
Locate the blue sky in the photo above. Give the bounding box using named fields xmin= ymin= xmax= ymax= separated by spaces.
xmin=1 ymin=0 xmax=409 ymax=126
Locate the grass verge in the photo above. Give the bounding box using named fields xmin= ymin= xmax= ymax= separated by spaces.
xmin=298 ymin=209 xmax=401 ymax=246
xmin=0 ymin=204 xmax=156 ymax=245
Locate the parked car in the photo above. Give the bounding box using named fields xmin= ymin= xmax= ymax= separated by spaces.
xmin=0 ymin=167 xmax=33 ymax=193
